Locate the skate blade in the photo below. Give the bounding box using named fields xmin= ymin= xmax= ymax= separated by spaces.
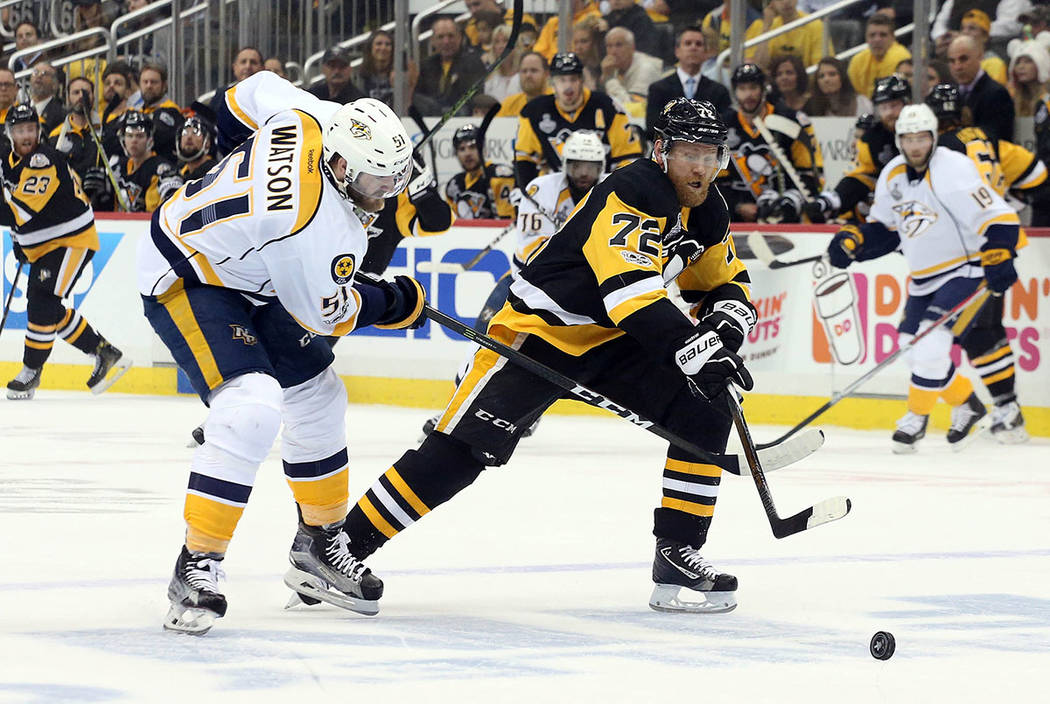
xmin=6 ymin=389 xmax=36 ymax=400
xmin=948 ymin=416 xmax=992 ymax=453
xmin=283 ymin=567 xmax=379 ymax=616
xmin=163 ymin=603 xmax=217 ymax=635
xmin=891 ymin=441 xmax=919 ymax=455
xmin=90 ymin=358 xmax=132 ymax=395
xmin=992 ymin=426 xmax=1030 ymax=445
xmin=648 ymin=584 xmax=737 ymax=614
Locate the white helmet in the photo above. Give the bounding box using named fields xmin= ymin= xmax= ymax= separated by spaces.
xmin=562 ymin=131 xmax=605 ymax=164
xmin=894 ymin=103 xmax=938 ymax=153
xmin=322 ymin=98 xmax=412 ymax=200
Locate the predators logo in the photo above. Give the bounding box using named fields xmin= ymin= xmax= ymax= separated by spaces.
xmin=348 ymin=119 xmax=372 ymax=140
xmin=331 ymin=253 xmax=356 ymax=284
xmin=892 ymin=200 xmax=938 ymax=238
xmin=230 ymin=324 xmax=258 ymax=345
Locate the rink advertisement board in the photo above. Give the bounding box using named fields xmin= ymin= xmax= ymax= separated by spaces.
xmin=2 ymin=218 xmax=1048 ymax=433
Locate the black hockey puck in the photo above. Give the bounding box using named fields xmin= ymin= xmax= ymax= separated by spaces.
xmin=870 ymin=631 xmax=895 ymax=660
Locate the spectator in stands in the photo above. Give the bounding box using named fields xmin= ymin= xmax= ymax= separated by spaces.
xmin=100 ymin=61 xmax=134 ymax=159
xmin=309 ymin=46 xmax=365 ymax=104
xmin=29 ymin=62 xmax=65 ymax=136
xmin=12 ymin=21 xmax=45 ymax=72
xmin=847 ymin=13 xmax=910 ymax=98
xmin=209 ymin=46 xmax=263 ymax=117
xmin=604 ymin=0 xmax=660 ymax=58
xmin=120 ymin=0 xmax=170 ymax=65
xmin=472 ymin=8 xmax=504 ymax=56
xmin=572 ymin=15 xmax=606 ymax=91
xmin=933 ymin=2 xmax=1028 ymax=57
xmin=768 ymin=53 xmax=810 ymax=112
xmin=703 ymin=3 xmax=761 ymax=54
xmin=138 ymin=62 xmax=183 ymax=164
xmin=72 ymin=0 xmax=118 ymax=32
xmin=1007 ymin=37 xmax=1050 ymax=117
xmin=601 ymin=27 xmax=662 ymax=118
xmin=1019 ymin=6 xmax=1050 ymax=41
xmin=949 ymin=33 xmax=1015 ymax=142
xmin=647 ymin=25 xmax=731 ymax=140
xmin=49 ymin=76 xmax=100 ymax=182
xmin=894 ymin=58 xmax=949 ymax=98
xmin=747 ymin=0 xmax=828 ymax=70
xmin=518 ymin=22 xmax=539 ymax=53
xmin=470 ymin=94 xmax=500 ymax=117
xmin=264 ymin=57 xmax=288 ymax=79
xmin=804 ymin=56 xmax=872 ymax=117
xmin=0 ymin=67 xmax=18 ymax=156
xmin=959 ymin=9 xmax=1008 ymax=85
xmin=535 ymin=0 xmax=601 ymax=60
xmin=484 ymin=23 xmax=522 ymax=101
xmin=496 ymin=51 xmax=550 ymax=116
xmin=416 ymin=18 xmax=487 ymax=117
xmin=463 ymin=0 xmax=537 ymax=49
xmin=355 ymin=30 xmax=418 ymax=110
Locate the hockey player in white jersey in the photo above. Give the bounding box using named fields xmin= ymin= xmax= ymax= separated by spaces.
xmin=138 ymin=72 xmax=428 ymax=634
xmin=826 ymin=104 xmax=1020 ymax=453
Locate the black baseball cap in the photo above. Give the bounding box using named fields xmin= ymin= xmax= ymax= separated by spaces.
xmin=322 ymin=46 xmax=351 ymax=65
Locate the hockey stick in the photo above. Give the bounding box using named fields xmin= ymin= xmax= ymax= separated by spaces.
xmin=84 ymin=113 xmax=131 ymax=212
xmin=728 ymin=384 xmax=851 ymax=539
xmin=413 ymin=0 xmax=523 ymax=155
xmin=752 ymin=115 xmax=814 ymax=202
xmin=512 ymin=154 xmax=564 ymax=227
xmin=416 ymin=221 xmax=517 ymax=274
xmin=0 ymin=260 xmax=23 ymax=335
xmin=747 ymin=231 xmax=826 ymax=269
xmin=407 ymin=105 xmax=438 ymax=178
xmin=755 ymin=284 xmax=991 ymax=450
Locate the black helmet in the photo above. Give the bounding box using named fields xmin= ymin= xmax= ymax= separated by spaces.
xmin=452 ymin=123 xmax=480 ymax=150
xmin=5 ymin=102 xmax=39 ymax=128
xmin=855 ymin=113 xmax=877 ymax=131
xmin=731 ymin=62 xmax=766 ymax=89
xmin=119 ymin=109 xmax=153 ymax=136
xmin=654 ymin=98 xmax=730 ymax=171
xmin=176 ymin=114 xmax=215 ymax=162
xmin=872 ymin=74 xmax=910 ymax=105
xmin=925 ymin=83 xmax=961 ymax=121
xmin=550 ymin=52 xmax=584 ymax=76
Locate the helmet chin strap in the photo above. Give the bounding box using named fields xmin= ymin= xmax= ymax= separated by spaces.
xmin=320 ymin=157 xmax=351 ymax=200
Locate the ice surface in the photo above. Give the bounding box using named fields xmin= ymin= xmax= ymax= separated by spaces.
xmin=1 ymin=392 xmax=1048 ymax=703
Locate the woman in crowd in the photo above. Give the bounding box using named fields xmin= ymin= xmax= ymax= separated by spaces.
xmin=484 ymin=23 xmax=522 ymax=101
xmin=572 ymin=15 xmax=605 ymax=91
xmin=1008 ymin=37 xmax=1050 ymax=117
xmin=769 ymin=54 xmax=809 ymax=112
xmin=355 ymin=29 xmax=417 ymax=109
xmin=804 ymin=56 xmax=872 ymax=117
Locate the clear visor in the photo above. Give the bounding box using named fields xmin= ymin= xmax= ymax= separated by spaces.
xmin=565 ymin=159 xmax=601 ymax=184
xmin=665 ymin=143 xmax=729 ymax=171
xmin=347 ymin=161 xmax=412 ymax=199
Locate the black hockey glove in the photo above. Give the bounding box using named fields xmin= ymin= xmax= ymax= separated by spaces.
xmin=662 ymin=227 xmax=704 ymax=285
xmin=980 ymin=245 xmax=1017 ymax=295
xmin=674 ymin=327 xmax=754 ymax=401
xmin=699 ymin=298 xmax=758 ymax=353
xmin=375 ymin=275 xmax=427 ymax=330
xmin=802 ymin=190 xmax=839 ymax=224
xmin=776 ymin=189 xmax=804 ymax=223
xmin=755 ymin=190 xmax=780 ymax=222
xmin=11 ymin=241 xmax=27 ymax=264
xmin=828 ymin=225 xmax=863 ymax=269
xmin=82 ymin=167 xmax=109 ymax=196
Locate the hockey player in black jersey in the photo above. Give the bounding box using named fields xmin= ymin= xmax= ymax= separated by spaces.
xmin=176 ymin=114 xmax=218 ymax=183
xmin=514 ymin=52 xmax=642 ymax=186
xmin=444 ymin=123 xmax=515 ymax=219
xmin=86 ymin=110 xmax=182 ymax=212
xmin=1 ymin=103 xmax=129 ymax=399
xmin=718 ymin=63 xmax=824 ymax=223
xmin=335 ymin=98 xmax=758 ymax=615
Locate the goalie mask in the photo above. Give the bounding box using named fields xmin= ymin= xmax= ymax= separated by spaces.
xmin=322 ymin=98 xmax=412 ymax=201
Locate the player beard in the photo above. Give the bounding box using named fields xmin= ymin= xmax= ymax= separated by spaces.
xmin=673 ymin=177 xmax=710 ymax=208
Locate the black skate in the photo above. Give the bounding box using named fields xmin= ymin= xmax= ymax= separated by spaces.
xmin=419 ymin=413 xmax=440 ymax=441
xmin=87 ymin=340 xmax=131 ymax=394
xmin=284 ymin=520 xmax=383 ymax=615
xmin=6 ymin=365 xmax=41 ymax=400
xmin=947 ymin=393 xmax=988 ymax=450
xmin=163 ymin=546 xmax=227 ymax=635
xmin=990 ymin=401 xmax=1029 ymax=445
xmin=649 ymin=538 xmax=738 ymax=614
xmin=892 ymin=411 xmax=928 ymax=454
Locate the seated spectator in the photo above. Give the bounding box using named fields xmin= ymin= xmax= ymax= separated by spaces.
xmin=949 ymin=33 xmax=1014 ymax=142
xmin=518 ymin=21 xmax=540 ymax=53
xmin=747 ymin=0 xmax=829 ymax=70
xmin=768 ymin=53 xmax=809 ymax=112
xmin=894 ymin=58 xmax=950 ymax=98
xmin=49 ymin=76 xmax=101 ymax=183
xmin=1007 ymin=36 xmax=1050 ymax=117
xmin=572 ymin=15 xmax=606 ymax=91
xmin=138 ymin=62 xmax=184 ymax=164
xmin=1019 ymin=6 xmax=1050 ymax=42
xmin=415 ymin=18 xmax=487 ymax=116
xmin=28 ymin=63 xmax=66 ymax=136
xmin=848 ymin=13 xmax=910 ymax=97
xmin=535 ymin=0 xmax=601 ymax=60
xmin=496 ymin=50 xmax=551 ymax=116
xmin=12 ymin=21 xmax=45 ymax=73
xmin=463 ymin=0 xmax=537 ymax=49
xmin=603 ymin=0 xmax=659 ymax=59
xmin=209 ymin=46 xmax=264 ymax=119
xmin=703 ymin=3 xmax=761 ymax=55
xmin=804 ymin=56 xmax=871 ymax=117
xmin=264 ymin=57 xmax=288 ymax=79
xmin=600 ymin=27 xmax=663 ymax=118
xmin=960 ymin=9 xmax=1007 ymax=85
xmin=484 ymin=23 xmax=522 ymax=101
xmin=0 ymin=68 xmax=18 ymax=125
xmin=473 ymin=8 xmax=505 ymax=56
xmin=309 ymin=46 xmax=365 ymax=104
xmin=471 ymin=94 xmax=500 ymax=117
xmin=700 ymin=26 xmax=734 ymax=90
xmin=933 ymin=1 xmax=1029 ymax=56
xmin=356 ymin=30 xmax=418 ymax=109
xmin=647 ymin=26 xmax=730 ymax=140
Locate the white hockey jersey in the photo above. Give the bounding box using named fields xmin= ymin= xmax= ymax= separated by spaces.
xmin=514 ymin=171 xmax=606 ymax=270
xmin=137 ymin=73 xmax=375 ymax=337
xmin=868 ymin=147 xmax=1019 ymax=295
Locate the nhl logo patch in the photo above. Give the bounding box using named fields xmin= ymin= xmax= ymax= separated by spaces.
xmin=159 ymin=112 xmax=175 ymax=126
xmin=348 ymin=118 xmax=372 ymax=140
xmin=331 ymin=254 xmax=356 ymax=284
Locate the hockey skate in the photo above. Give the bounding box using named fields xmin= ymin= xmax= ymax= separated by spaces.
xmin=947 ymin=393 xmax=988 ymax=450
xmin=990 ymin=401 xmax=1029 ymax=444
xmin=649 ymin=538 xmax=738 ymax=614
xmin=6 ymin=365 xmax=41 ymax=400
xmin=87 ymin=340 xmax=131 ymax=394
xmin=892 ymin=411 xmax=928 ymax=454
xmin=163 ymin=546 xmax=227 ymax=635
xmin=283 ymin=520 xmax=383 ymax=616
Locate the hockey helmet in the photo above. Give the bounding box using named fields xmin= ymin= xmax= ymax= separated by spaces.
xmin=925 ymin=83 xmax=962 ymax=122
xmin=322 ymin=97 xmax=413 ymax=200
xmin=5 ymin=102 xmax=39 ymax=128
xmin=119 ymin=109 xmax=154 ymax=136
xmin=894 ymin=103 xmax=938 ymax=154
xmin=730 ymin=62 xmax=766 ymax=89
xmin=550 ymin=52 xmax=584 ymax=76
xmin=176 ymin=114 xmax=216 ymax=162
xmin=452 ymin=123 xmax=480 ymax=150
xmin=872 ymin=74 xmax=910 ymax=105
xmin=562 ymin=131 xmax=605 ymax=163
xmin=855 ymin=113 xmax=877 ymax=132
xmin=653 ymin=97 xmax=730 ymax=173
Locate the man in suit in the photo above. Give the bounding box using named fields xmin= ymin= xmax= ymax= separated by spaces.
xmin=646 ymin=26 xmax=730 ymax=139
xmin=947 ymin=33 xmax=1013 ymax=142
xmin=29 ymin=63 xmax=67 ymax=137
xmin=415 ymin=17 xmax=487 ymax=117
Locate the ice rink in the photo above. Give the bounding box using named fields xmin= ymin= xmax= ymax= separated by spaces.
xmin=1 ymin=391 xmax=1048 ymax=703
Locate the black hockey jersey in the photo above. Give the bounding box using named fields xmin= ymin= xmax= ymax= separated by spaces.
xmin=362 ymin=188 xmax=455 ymax=275
xmin=142 ymin=98 xmax=185 ymax=164
xmin=515 ymin=89 xmax=641 ymax=186
xmin=1 ymin=142 xmax=98 ymax=261
xmin=48 ymin=119 xmax=99 ymax=182
xmin=111 ymin=152 xmax=183 ymax=212
xmin=180 ymin=156 xmax=217 ymax=183
xmin=445 ymin=161 xmax=516 ymax=219
xmin=832 ymin=121 xmax=897 ymax=219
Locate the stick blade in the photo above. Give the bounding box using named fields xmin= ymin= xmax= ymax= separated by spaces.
xmin=415 ymin=261 xmax=466 ymax=274
xmin=772 ymin=496 xmax=851 ymax=539
xmin=746 ymin=231 xmax=777 ymax=265
xmin=756 ymin=429 xmax=824 ymax=471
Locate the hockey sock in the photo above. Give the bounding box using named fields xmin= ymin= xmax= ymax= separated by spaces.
xmin=56 ymin=308 xmax=102 ymax=355
xmin=653 ymin=443 xmax=721 ymax=547
xmin=939 ymin=369 xmax=974 ymax=407
xmin=343 ymin=433 xmax=485 ymax=558
xmin=23 ymin=321 xmax=56 ymax=369
xmin=284 ymin=448 xmax=349 ymax=527
xmin=907 ymin=379 xmax=941 ymax=415
xmin=969 ymin=341 xmax=1016 ymax=405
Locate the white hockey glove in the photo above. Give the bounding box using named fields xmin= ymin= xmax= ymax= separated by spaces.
xmin=674 ymin=328 xmax=754 ymax=401
xmin=700 ymin=298 xmax=757 ymax=353
xmin=662 ymin=228 xmax=704 ymax=285
xmin=776 ymin=189 xmax=804 ymax=223
xmin=406 ymin=156 xmax=437 ymax=204
xmin=755 ymin=189 xmax=780 ymax=222
xmin=802 ymin=189 xmax=840 ymax=223
xmin=508 ymin=187 xmax=523 ymax=207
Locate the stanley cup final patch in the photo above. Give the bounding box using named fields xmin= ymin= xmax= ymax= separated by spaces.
xmin=331 ymin=253 xmax=356 ymax=284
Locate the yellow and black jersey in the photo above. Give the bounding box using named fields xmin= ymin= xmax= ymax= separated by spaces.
xmin=830 ymin=121 xmax=897 ymax=220
xmin=100 ymin=105 xmax=130 ymax=161
xmin=445 ymin=162 xmax=516 ymax=219
xmin=938 ymin=126 xmax=1047 ymax=197
xmin=718 ymin=102 xmax=823 ymax=214
xmin=48 ymin=119 xmax=100 ymax=182
xmin=362 ymin=188 xmax=454 ymax=275
xmin=492 ymin=157 xmax=712 ymax=362
xmin=142 ymin=98 xmax=184 ymax=163
xmin=1 ymin=142 xmax=98 ymax=261
xmin=674 ymin=205 xmax=751 ymax=314
xmin=180 ymin=156 xmax=218 ymax=183
xmin=113 ymin=151 xmax=183 ymax=212
xmin=515 ymin=89 xmax=642 ymax=185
